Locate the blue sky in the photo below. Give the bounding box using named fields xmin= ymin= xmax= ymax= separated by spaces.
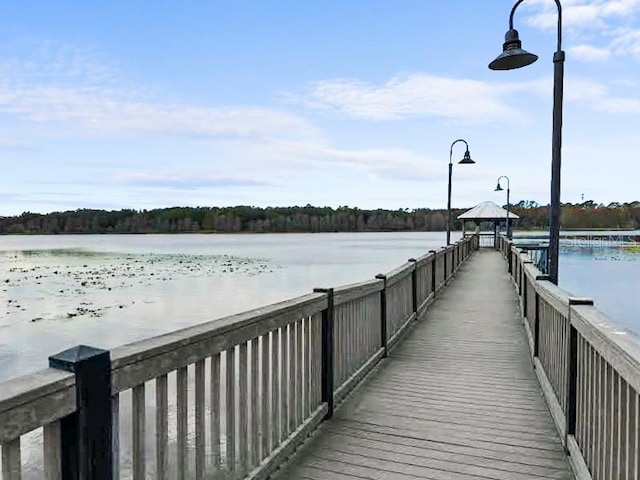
xmin=1 ymin=0 xmax=639 ymax=216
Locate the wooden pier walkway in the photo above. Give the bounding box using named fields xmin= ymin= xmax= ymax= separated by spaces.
xmin=277 ymin=250 xmax=574 ymax=480
xmin=5 ymin=236 xmax=639 ymax=479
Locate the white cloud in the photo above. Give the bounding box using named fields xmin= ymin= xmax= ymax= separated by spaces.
xmin=563 ymin=76 xmax=640 ymax=112
xmin=524 ymin=0 xmax=640 ymax=31
xmin=522 ymin=1 xmax=640 ymax=62
xmin=0 ymin=84 xmax=320 ymax=142
xmin=112 ymin=171 xmax=272 ymax=189
xmin=611 ymin=28 xmax=640 ymax=59
xmin=289 ymin=73 xmax=551 ymax=124
xmin=0 ymin=42 xmax=321 ymax=143
xmin=595 ymin=95 xmax=640 ymax=111
xmin=565 ymin=77 xmax=610 ymax=100
xmin=568 ymin=44 xmax=612 ymax=60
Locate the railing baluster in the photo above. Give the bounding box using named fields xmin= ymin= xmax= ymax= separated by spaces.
xmin=613 ymin=373 xmax=621 ymax=479
xmin=315 ymin=311 xmax=323 ymax=408
xmin=225 ymin=348 xmax=236 ymax=474
xmin=156 ymin=374 xmax=168 ymax=480
xmin=621 ymin=381 xmax=627 ymax=478
xmin=210 ymin=353 xmax=221 ymax=471
xmin=287 ymin=323 xmax=295 ymax=434
xmin=260 ymin=334 xmax=269 ymax=461
xmin=132 ymin=383 xmax=145 ymax=480
xmin=631 ymin=392 xmax=640 ymax=480
xmin=250 ymin=338 xmax=259 ymax=469
xmin=44 ymin=420 xmax=62 ymax=480
xmin=1 ymin=438 xmax=21 ymax=480
xmin=341 ymin=304 xmax=347 ymax=384
xmin=112 ymin=393 xmax=120 ymax=480
xmin=589 ymin=345 xmax=596 ymax=471
xmin=195 ymin=359 xmax=206 ymax=480
xmin=238 ymin=342 xmax=248 ymax=476
xmin=595 ymin=352 xmax=602 ymax=480
xmin=296 ymin=319 xmax=303 ymax=427
xmin=282 ymin=325 xmax=290 ymax=436
xmin=177 ymin=366 xmax=188 ymax=480
xmin=575 ymin=334 xmax=586 ymax=454
xmin=349 ymin=302 xmax=355 ymax=376
xmin=307 ymin=316 xmax=313 ymax=417
xmin=272 ymin=328 xmax=281 ymax=449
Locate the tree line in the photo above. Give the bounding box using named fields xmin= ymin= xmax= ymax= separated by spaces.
xmin=0 ymin=201 xmax=639 ymax=235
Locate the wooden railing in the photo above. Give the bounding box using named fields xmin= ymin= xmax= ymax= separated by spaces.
xmin=0 ymin=235 xmax=477 ymax=480
xmin=498 ymin=235 xmax=640 ymax=480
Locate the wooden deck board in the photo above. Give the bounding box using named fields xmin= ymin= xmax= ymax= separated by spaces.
xmin=276 ymin=250 xmax=574 ymax=479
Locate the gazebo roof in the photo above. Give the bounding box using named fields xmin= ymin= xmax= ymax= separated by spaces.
xmin=457 ymin=201 xmax=519 ymax=221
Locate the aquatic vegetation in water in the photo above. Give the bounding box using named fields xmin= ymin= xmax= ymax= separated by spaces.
xmin=0 ymin=251 xmax=279 ymax=322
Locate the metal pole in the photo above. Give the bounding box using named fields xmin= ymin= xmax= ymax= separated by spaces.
xmin=506 ymin=187 xmax=511 ymax=240
xmin=447 ymin=161 xmax=452 ymax=246
xmin=549 ymin=50 xmax=564 ymax=285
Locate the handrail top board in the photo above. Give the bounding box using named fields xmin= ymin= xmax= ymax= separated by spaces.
xmin=0 ymin=368 xmax=75 ymax=415
xmin=111 ymin=292 xmax=326 ymax=371
xmin=334 ymin=278 xmax=383 ymax=306
xmin=535 ymin=280 xmax=570 ymax=318
xmin=413 ymin=251 xmax=435 ymax=267
xmin=384 ymin=261 xmax=415 ymax=287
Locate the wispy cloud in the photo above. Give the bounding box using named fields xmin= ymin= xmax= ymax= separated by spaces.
xmin=522 ymin=0 xmax=640 ymax=62
xmin=0 ymin=41 xmax=320 ymax=143
xmin=287 ymin=73 xmax=548 ymax=124
xmin=568 ymin=44 xmax=612 ymax=61
xmin=215 ymin=135 xmax=495 ymax=185
xmin=0 ymin=84 xmax=320 ymax=142
xmin=524 ymin=0 xmax=640 ymax=31
xmin=563 ymin=75 xmax=640 ymax=112
xmin=113 ymin=171 xmax=273 ymax=189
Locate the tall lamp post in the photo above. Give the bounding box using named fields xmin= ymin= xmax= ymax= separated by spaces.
xmin=489 ymin=0 xmax=564 ymax=285
xmin=447 ymin=139 xmax=475 ymax=245
xmin=495 ymin=176 xmax=511 ymax=239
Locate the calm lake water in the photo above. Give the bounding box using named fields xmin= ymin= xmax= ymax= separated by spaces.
xmin=560 ymin=244 xmax=640 ymax=334
xmin=1 ymin=231 xmax=638 ymax=383
xmin=0 ymin=232 xmax=461 ymax=383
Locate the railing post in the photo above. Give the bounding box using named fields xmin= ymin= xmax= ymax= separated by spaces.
xmin=453 ymin=245 xmax=458 ymax=271
xmin=451 ymin=245 xmax=455 ymax=271
xmin=508 ymin=246 xmax=513 ymax=274
xmin=534 ymin=275 xmax=550 ymax=358
xmin=408 ymin=259 xmax=418 ymax=315
xmin=429 ymin=250 xmax=437 ymax=295
xmin=314 ymin=288 xmax=335 ymax=420
xmin=443 ymin=251 xmax=447 ymax=282
xmin=49 ymin=345 xmax=113 ymax=480
xmin=375 ymin=275 xmax=388 ymax=358
xmin=566 ymin=298 xmax=594 ymax=447
xmin=522 ymin=260 xmax=532 ymax=312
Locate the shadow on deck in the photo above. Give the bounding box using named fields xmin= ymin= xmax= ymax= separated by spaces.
xmin=276 ymin=250 xmax=573 ymax=480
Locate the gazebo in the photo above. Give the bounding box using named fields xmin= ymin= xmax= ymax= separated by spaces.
xmin=457 ymin=201 xmax=519 ymax=244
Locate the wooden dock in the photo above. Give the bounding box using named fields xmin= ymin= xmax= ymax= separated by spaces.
xmin=277 ymin=250 xmax=574 ymax=479
xmin=3 ymin=235 xmax=639 ymax=480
